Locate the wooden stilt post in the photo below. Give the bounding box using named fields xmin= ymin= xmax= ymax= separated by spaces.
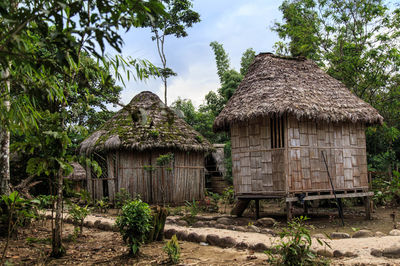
xmin=364 ymin=196 xmax=371 ymax=220
xmin=255 ymin=199 xmax=260 ymax=220
xmin=303 ymin=201 xmax=309 ymax=216
xmin=286 ymin=201 xmax=292 ymax=221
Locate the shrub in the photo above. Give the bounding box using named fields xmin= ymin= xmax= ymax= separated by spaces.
xmin=116 ymin=199 xmax=152 ymax=256
xmin=115 ymin=188 xmax=132 ymax=209
xmin=164 ymin=234 xmax=180 ymax=264
xmin=265 ymin=216 xmax=330 ymax=266
xmin=68 ymin=203 xmax=90 ymax=235
xmin=96 ymin=197 xmax=109 ymax=213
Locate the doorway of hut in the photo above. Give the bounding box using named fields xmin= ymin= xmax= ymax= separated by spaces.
xmin=90 ymin=151 xmax=109 ymax=200
xmin=205 ymin=153 xmax=228 ymax=195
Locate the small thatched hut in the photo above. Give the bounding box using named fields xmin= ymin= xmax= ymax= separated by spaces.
xmin=80 ymin=91 xmax=212 ymax=204
xmin=214 ymin=53 xmax=383 ymax=218
xmin=64 ymin=162 xmax=87 ymax=192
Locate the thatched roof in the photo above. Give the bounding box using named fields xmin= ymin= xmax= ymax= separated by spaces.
xmin=65 ymin=162 xmax=86 ymax=181
xmin=80 ymin=91 xmax=212 ymax=154
xmin=214 ymin=53 xmax=383 ymax=131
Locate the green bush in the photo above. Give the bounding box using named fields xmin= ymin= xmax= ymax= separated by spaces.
xmin=372 ymin=171 xmax=400 ymax=206
xmin=164 ymin=234 xmax=180 ymax=264
xmin=266 ymin=216 xmax=330 ymax=266
xmin=116 ymin=199 xmax=152 ymax=256
xmin=68 ymin=203 xmax=90 ymax=235
xmin=96 ymin=197 xmax=109 ymax=213
xmin=115 ymin=188 xmax=132 ymax=209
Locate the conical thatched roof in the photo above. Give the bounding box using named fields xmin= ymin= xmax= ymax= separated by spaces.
xmin=80 ymin=91 xmax=212 ymax=154
xmin=214 ymin=53 xmax=383 ymax=131
xmin=64 ymin=162 xmax=86 ymax=181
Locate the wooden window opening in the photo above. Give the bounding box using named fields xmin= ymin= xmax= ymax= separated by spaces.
xmin=270 ymin=115 xmax=285 ymax=149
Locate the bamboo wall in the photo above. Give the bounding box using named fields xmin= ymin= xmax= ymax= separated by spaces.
xmin=287 ymin=116 xmax=368 ymax=192
xmin=88 ymin=150 xmax=205 ymax=204
xmin=231 ymin=118 xmax=286 ymax=196
xmin=230 ymin=115 xmax=369 ymax=196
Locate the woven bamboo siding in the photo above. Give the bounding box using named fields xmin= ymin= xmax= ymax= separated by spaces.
xmin=231 ymin=118 xmax=286 ymax=195
xmin=90 ymin=150 xmax=205 ymax=204
xmin=287 ymin=116 xmax=368 ymax=192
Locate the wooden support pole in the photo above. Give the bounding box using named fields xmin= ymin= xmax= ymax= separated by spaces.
xmin=255 ymin=199 xmax=260 ymax=220
xmin=364 ymin=196 xmax=371 ymax=220
xmin=286 ymin=201 xmax=293 ymax=221
xmin=303 ymin=201 xmax=309 ymax=216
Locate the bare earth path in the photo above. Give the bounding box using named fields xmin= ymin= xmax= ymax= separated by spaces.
xmin=67 ymin=212 xmax=400 ymax=265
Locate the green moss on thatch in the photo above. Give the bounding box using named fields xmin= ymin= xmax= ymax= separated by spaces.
xmin=80 ymin=91 xmax=212 ymax=154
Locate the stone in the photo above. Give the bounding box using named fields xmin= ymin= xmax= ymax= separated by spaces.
xmin=352 ymin=229 xmax=373 ymax=238
xmin=235 ymin=241 xmax=249 ymax=250
xmin=313 ymin=233 xmax=326 ymax=239
xmin=198 ymin=234 xmax=207 ymax=243
xmin=383 ymin=245 xmax=400 ymax=258
xmin=164 ymin=228 xmax=178 ymax=239
xmin=99 ymin=222 xmax=113 ymax=231
xmin=187 ymin=232 xmax=201 ymax=243
xmin=217 ymin=236 xmax=237 ymax=248
xmin=253 ymin=243 xmax=268 ymax=252
xmin=333 ymin=250 xmax=344 ymax=258
xmin=344 ymin=251 xmax=357 ymax=258
xmin=235 ymin=226 xmax=247 ymax=232
xmin=206 ymin=234 xmax=220 ymax=246
xmin=192 ymin=221 xmax=205 ymax=228
xmin=375 ymin=231 xmax=386 ymax=237
xmin=247 ymin=225 xmax=261 ymax=233
xmin=85 ymin=220 xmax=94 ymax=228
xmin=260 ymin=228 xmax=276 ymax=236
xmin=329 ymin=232 xmax=350 ymax=239
xmin=255 ymin=217 xmax=276 ymax=227
xmin=176 ymin=230 xmax=188 ymax=241
xmin=208 ymin=220 xmax=217 ymax=227
xmin=227 ymin=225 xmax=236 ymax=230
xmin=176 ymin=219 xmax=189 ymax=227
xmin=216 ymin=217 xmax=233 ymax=225
xmin=94 ymin=220 xmax=102 ymax=228
xmin=215 ymin=224 xmax=228 ymax=229
xmin=317 ymin=249 xmax=334 ymax=258
xmin=370 ymin=248 xmax=383 ymax=257
xmin=389 ymin=229 xmax=400 ymax=236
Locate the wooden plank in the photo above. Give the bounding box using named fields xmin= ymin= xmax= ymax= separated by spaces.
xmin=286 ymin=191 xmax=374 ymax=202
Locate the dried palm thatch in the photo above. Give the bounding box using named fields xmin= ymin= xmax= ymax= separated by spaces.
xmin=65 ymin=162 xmax=86 ymax=181
xmin=80 ymin=91 xmax=212 ymax=154
xmin=214 ymin=53 xmax=383 ymax=131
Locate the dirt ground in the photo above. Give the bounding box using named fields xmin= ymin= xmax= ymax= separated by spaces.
xmin=0 ymin=221 xmax=268 ymax=265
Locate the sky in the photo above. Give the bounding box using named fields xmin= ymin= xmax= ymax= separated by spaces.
xmin=110 ymin=0 xmax=283 ymax=110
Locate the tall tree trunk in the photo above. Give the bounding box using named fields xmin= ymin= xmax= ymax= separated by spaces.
xmin=0 ymin=68 xmax=10 ymax=195
xmin=51 ymin=167 xmax=65 ymax=257
xmin=163 ymin=77 xmax=167 ymax=106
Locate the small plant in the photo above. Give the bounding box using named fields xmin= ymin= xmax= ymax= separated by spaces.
xmin=185 ymin=199 xmax=199 ymax=217
xmin=68 ymin=203 xmax=90 ymax=235
xmin=96 ymin=197 xmax=109 ymax=213
xmin=203 ymin=190 xmax=220 ymax=213
xmin=164 ymin=234 xmax=180 ymax=264
xmin=143 ymin=165 xmax=155 ymax=172
xmin=115 ymin=188 xmax=132 ymax=209
xmin=149 ymin=130 xmax=160 ymax=138
xmin=156 ymin=153 xmax=174 ymax=166
xmin=195 ymin=135 xmax=204 ymax=143
xmin=116 ymin=199 xmax=152 ymax=256
xmin=169 ymin=206 xmax=184 ymax=216
xmin=79 ymin=190 xmax=92 ymax=205
xmin=265 ymin=216 xmax=330 ymax=266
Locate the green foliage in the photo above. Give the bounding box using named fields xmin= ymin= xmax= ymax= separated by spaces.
xmin=96 ymin=198 xmax=110 ymax=213
xmin=156 ymin=153 xmax=174 ymax=166
xmin=221 ymin=186 xmax=235 ymax=205
xmin=224 ymin=141 xmax=233 ymax=184
xmin=240 ymin=48 xmax=256 ymax=76
xmin=147 ymin=206 xmax=169 ymax=242
xmin=203 ymin=190 xmax=220 ymax=213
xmin=149 ymin=130 xmax=160 ymax=138
xmin=183 ymin=199 xmax=200 ymax=225
xmin=210 ymin=41 xmax=231 ymax=83
xmin=372 ymin=171 xmax=400 ymax=206
xmin=0 ymin=191 xmax=36 ymax=236
xmin=116 ymin=200 xmax=152 ymax=256
xmin=164 ymin=235 xmax=180 ymax=264
xmin=266 ymin=216 xmax=330 ymax=265
xmin=68 ymin=203 xmax=90 ymax=235
xmin=115 ymin=188 xmax=132 ymax=209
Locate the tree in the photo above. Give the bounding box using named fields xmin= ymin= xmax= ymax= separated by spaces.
xmin=144 ymin=0 xmax=200 ymax=105
xmin=240 ymin=48 xmax=256 ymax=76
xmin=1 ymin=0 xmax=165 ymax=257
xmin=273 ymin=0 xmax=400 ymax=173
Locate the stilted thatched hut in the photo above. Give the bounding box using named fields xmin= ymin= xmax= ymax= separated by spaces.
xmin=214 ymin=53 xmax=383 ymax=219
xmin=80 ymin=91 xmax=212 ymax=204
